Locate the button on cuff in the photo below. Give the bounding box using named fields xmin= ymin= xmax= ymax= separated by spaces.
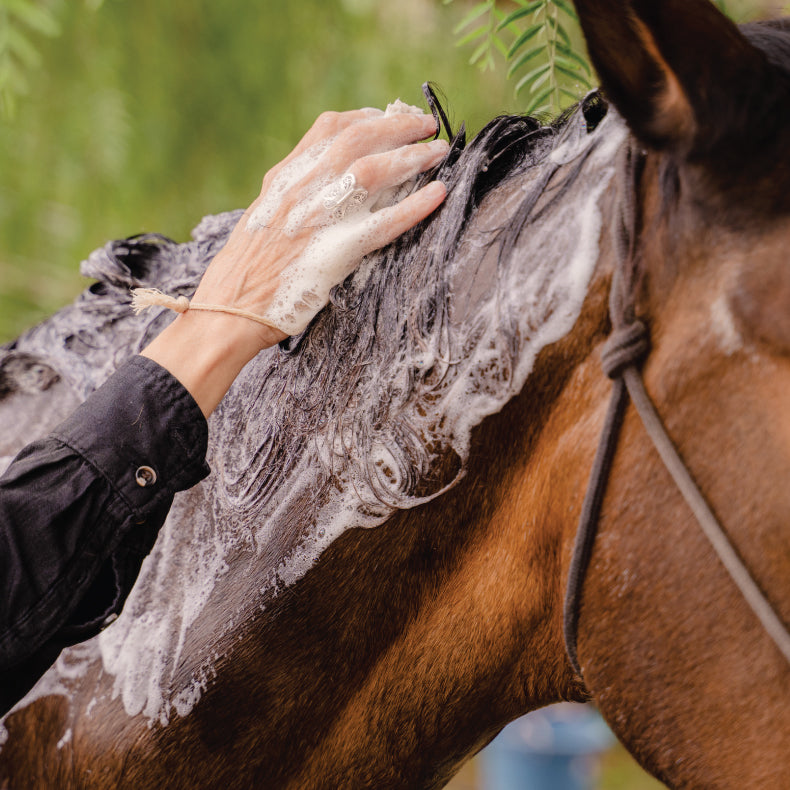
xmin=135 ymin=466 xmax=157 ymax=487
xmin=51 ymin=356 xmax=209 ymax=511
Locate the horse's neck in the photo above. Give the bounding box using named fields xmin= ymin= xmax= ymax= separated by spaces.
xmin=187 ymin=270 xmax=618 ymax=790
xmin=87 ymin=311 xmax=616 ymax=788
xmin=94 ymin=108 xmax=627 ymax=722
xmin=2 ymin=110 xmax=626 ymax=788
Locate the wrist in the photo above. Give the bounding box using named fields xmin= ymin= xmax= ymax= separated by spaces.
xmin=140 ymin=310 xmax=285 ymax=417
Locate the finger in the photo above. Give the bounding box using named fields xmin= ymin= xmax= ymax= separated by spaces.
xmin=350 ymin=139 xmax=449 ymax=196
xmin=285 ymin=108 xmax=384 ymax=163
xmin=255 ymin=108 xmax=386 ymax=217
xmin=358 ymin=180 xmax=447 ymax=255
xmin=330 ymin=113 xmax=440 ymax=166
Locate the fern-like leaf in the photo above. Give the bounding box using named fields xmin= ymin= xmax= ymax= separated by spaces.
xmin=0 ymin=0 xmax=60 ymax=116
xmin=448 ymin=0 xmax=594 ymax=116
xmin=507 ymin=1 xmax=592 ymax=114
xmin=445 ymin=0 xmax=753 ymax=117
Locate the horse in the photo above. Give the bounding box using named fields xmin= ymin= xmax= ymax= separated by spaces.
xmin=1 ymin=0 xmax=788 ymax=786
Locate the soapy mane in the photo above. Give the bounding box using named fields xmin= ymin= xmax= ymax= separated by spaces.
xmin=214 ymin=91 xmax=612 ymax=518
xmin=1 ymin=91 xmax=628 ymax=723
xmin=3 ymin=92 xmax=611 ymax=515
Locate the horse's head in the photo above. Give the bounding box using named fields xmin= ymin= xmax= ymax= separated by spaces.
xmin=579 ymin=1 xmax=790 ymax=391
xmin=571 ymin=1 xmax=790 ymax=784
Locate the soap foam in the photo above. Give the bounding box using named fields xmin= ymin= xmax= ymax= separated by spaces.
xmin=246 ymin=138 xmax=333 ymax=233
xmin=93 ymin=107 xmax=625 ymax=725
xmin=247 ymin=99 xmax=435 ymax=335
xmin=385 ymin=99 xmax=425 ymax=117
xmin=4 ymin=105 xmax=628 ymax=732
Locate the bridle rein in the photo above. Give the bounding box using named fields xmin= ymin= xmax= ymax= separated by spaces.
xmin=562 ymin=141 xmax=790 ymax=679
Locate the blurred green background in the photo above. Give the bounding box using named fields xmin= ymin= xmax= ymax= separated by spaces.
xmin=0 ymin=0 xmax=518 ymax=341
xmin=0 ymin=0 xmax=785 ymax=341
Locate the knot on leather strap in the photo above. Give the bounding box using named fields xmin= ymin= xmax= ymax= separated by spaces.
xmin=601 ymin=320 xmax=650 ymax=379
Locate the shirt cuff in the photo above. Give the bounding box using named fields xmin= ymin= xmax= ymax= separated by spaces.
xmin=51 ymin=355 xmax=210 ymax=520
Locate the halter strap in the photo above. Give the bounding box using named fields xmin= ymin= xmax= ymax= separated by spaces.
xmin=563 ymin=141 xmax=790 ymax=680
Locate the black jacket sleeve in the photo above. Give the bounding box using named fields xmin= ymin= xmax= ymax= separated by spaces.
xmin=0 ymin=355 xmax=209 ymax=714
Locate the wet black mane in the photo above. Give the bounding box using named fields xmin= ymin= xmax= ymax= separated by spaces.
xmin=3 ymin=91 xmax=613 ymax=518
xmin=242 ymin=92 xmax=611 ymax=507
xmin=743 ymin=18 xmax=790 ymax=72
xmin=0 ymin=91 xmax=627 ymax=725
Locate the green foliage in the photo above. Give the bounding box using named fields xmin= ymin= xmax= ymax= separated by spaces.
xmin=0 ymin=0 xmax=107 ymax=118
xmin=1 ymin=0 xmax=785 ymax=341
xmin=0 ymin=0 xmax=60 ymax=116
xmin=448 ymin=0 xmax=776 ymax=116
xmin=448 ymin=0 xmax=592 ymax=116
xmin=0 ymin=0 xmax=517 ymax=342
xmin=447 ymin=0 xmax=596 ymax=115
xmin=446 ymin=0 xmax=510 ymax=73
xmin=503 ymin=0 xmax=592 ymax=115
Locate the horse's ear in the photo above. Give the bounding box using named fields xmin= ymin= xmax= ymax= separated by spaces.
xmin=574 ymin=0 xmax=774 ymax=155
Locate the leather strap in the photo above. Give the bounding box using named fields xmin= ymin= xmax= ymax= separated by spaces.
xmin=563 ymin=141 xmax=790 ymax=679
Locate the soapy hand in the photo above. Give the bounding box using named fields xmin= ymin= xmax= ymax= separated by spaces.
xmin=193 ymin=105 xmax=449 ymax=341
xmin=141 ymin=104 xmax=448 ymax=417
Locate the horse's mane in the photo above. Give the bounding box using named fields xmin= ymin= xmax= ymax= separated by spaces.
xmin=272 ymin=91 xmax=608 ymax=476
xmin=742 ymin=18 xmax=790 ymax=71
xmin=208 ymin=93 xmax=612 ymax=527
xmin=2 ymin=93 xmax=627 ymax=723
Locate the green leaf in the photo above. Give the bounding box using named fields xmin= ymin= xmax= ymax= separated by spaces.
xmin=551 ymin=0 xmax=578 ymax=19
xmin=449 ymin=0 xmax=597 ymax=116
xmin=493 ymin=36 xmax=509 ymax=58
xmin=524 ymin=84 xmax=555 ymax=111
xmin=497 ymin=1 xmax=544 ymax=31
xmin=469 ymin=37 xmax=495 ymax=67
xmin=554 ymin=62 xmax=585 ymax=82
xmin=555 ymin=42 xmax=592 ymax=74
xmin=554 ymin=56 xmax=591 ymax=82
xmin=529 ymin=66 xmax=557 ymax=93
xmin=7 ymin=27 xmax=40 ymax=69
xmin=5 ymin=0 xmax=60 ymax=37
xmin=541 ymin=15 xmax=571 ymax=49
xmin=506 ymin=22 xmax=544 ymax=59
xmin=456 ymin=23 xmax=488 ymax=48
xmin=560 ymin=86 xmax=583 ymax=101
xmin=513 ymin=60 xmax=550 ymax=88
xmin=453 ymin=1 xmax=492 ymax=35
xmin=506 ymin=43 xmax=547 ymax=77
xmin=552 ymin=19 xmax=572 ymax=48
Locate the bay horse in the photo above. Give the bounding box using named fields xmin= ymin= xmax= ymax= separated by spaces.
xmin=1 ymin=0 xmax=789 ymax=786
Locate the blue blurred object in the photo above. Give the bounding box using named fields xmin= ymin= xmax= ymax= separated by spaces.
xmin=479 ymin=703 xmax=615 ymax=790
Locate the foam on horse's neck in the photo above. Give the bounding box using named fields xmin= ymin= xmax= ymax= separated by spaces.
xmin=4 ymin=108 xmax=628 ymax=732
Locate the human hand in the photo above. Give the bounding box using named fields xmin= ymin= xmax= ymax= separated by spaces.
xmin=141 ymin=105 xmax=448 ymax=417
xmin=193 ymin=105 xmax=448 ymax=343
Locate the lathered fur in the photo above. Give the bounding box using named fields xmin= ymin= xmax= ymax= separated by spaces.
xmin=0 ymin=102 xmax=626 ymax=726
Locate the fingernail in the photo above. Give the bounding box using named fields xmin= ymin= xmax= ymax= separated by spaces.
xmin=428 ymin=138 xmax=450 ymax=154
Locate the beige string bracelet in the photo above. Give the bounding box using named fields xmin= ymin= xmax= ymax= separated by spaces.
xmin=130 ymin=288 xmax=282 ymax=332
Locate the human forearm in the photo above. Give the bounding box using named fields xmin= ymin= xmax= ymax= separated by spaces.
xmin=0 ymin=357 xmax=207 ymax=691
xmin=141 ymin=307 xmax=285 ymax=418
